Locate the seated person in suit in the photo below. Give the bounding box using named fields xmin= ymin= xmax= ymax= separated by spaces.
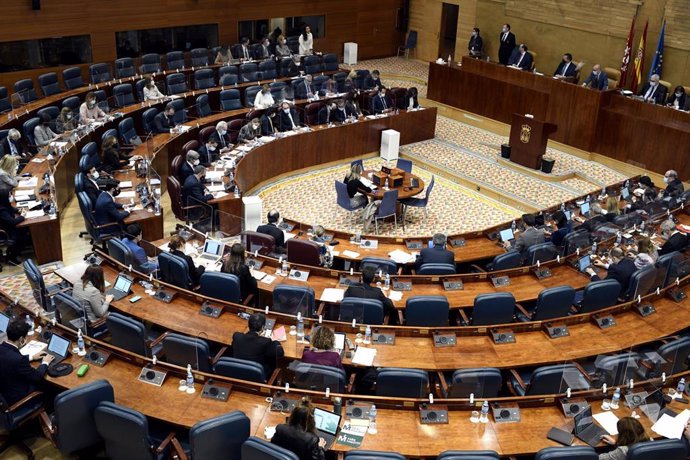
xmin=197 ymin=137 xmax=218 ymax=167
xmin=0 ymin=319 xmax=54 ymax=406
xmin=271 ymin=397 xmax=327 ymax=460
xmin=231 ymin=313 xmax=284 ymax=375
xmin=547 ymin=210 xmax=571 ymax=247
xmin=668 ymin=85 xmax=687 ymax=109
xmin=98 ymin=135 xmax=128 ymax=175
xmin=221 ymin=242 xmax=258 ymax=303
xmin=364 ymin=70 xmax=383 ymax=90
xmin=581 ymin=64 xmax=608 ymax=90
xmin=301 ymin=326 xmax=343 ymax=370
xmin=168 ymin=234 xmax=204 ymax=286
xmin=81 ymin=165 xmax=102 ymax=207
xmin=73 ymin=264 xmax=113 ymax=321
xmin=372 ymin=87 xmax=393 ymax=114
xmin=0 ymin=191 xmax=28 ymax=264
xmin=406 ymin=87 xmax=420 ymax=110
xmin=639 ymin=74 xmax=667 ymax=104
xmin=179 ymin=150 xmax=199 ymax=185
xmin=238 ymin=37 xmax=252 ymax=60
xmin=122 ymin=223 xmax=158 ymax=273
xmin=344 ymin=162 xmax=371 ymax=208
xmin=414 ymin=233 xmax=454 ymax=269
xmin=276 ymin=101 xmax=300 ymax=132
xmin=317 ymin=101 xmax=336 ymax=125
xmin=507 ymin=44 xmax=533 ymax=70
xmin=553 ymin=53 xmax=579 ymax=79
xmin=295 ymin=74 xmax=315 ymax=100
xmin=659 ymin=218 xmax=689 ymax=255
xmin=345 ymin=94 xmax=363 ymax=117
xmin=344 ymin=265 xmax=398 ymax=325
xmin=238 ymin=118 xmax=262 ymax=143
xmin=1 ymin=129 xmax=28 ymax=161
xmin=585 ymin=247 xmax=636 ymax=293
xmin=79 ymin=91 xmax=107 ymax=125
xmin=503 ymin=213 xmax=545 ymax=261
xmin=260 ymin=107 xmax=278 ymax=135
xmin=209 ymin=121 xmax=233 ymax=153
xmin=94 ymin=181 xmax=129 ymax=235
xmin=331 ymin=99 xmax=350 ymax=123
xmin=257 ymin=209 xmax=286 ymax=253
xmin=34 ymin=113 xmax=60 ymax=147
xmin=254 ymin=37 xmax=272 ymax=60
xmin=153 ymin=102 xmax=176 ymax=133
xmin=660 ymin=169 xmax=684 ymax=198
xmin=182 ymin=165 xmax=214 ymax=220
xmin=254 ymin=84 xmax=275 ymax=109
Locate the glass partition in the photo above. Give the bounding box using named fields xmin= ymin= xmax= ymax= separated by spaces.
xmin=0 ymin=35 xmax=92 ymax=73
xmin=116 ymin=24 xmax=219 ymax=57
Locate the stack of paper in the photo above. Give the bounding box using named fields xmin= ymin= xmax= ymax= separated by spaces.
xmin=352 ymin=347 xmax=377 ymax=366
xmin=320 ymin=288 xmax=346 ymax=302
xmin=19 ymin=340 xmax=47 ymax=358
xmin=207 ymin=184 xmax=225 ymax=192
xmin=387 ymin=290 xmax=403 ymax=302
xmin=206 ymin=171 xmax=224 ymax=181
xmin=251 ymin=270 xmax=267 ymax=281
xmin=119 ymin=181 xmax=133 ymax=188
xmin=18 ymin=177 xmax=37 ymax=188
xmin=652 ymin=409 xmax=690 ymax=439
xmin=25 ymin=210 xmax=46 ymax=219
xmin=341 ymin=250 xmax=361 ymax=259
xmin=118 ymin=190 xmax=136 ymax=198
xmin=388 ymin=249 xmax=415 ymax=264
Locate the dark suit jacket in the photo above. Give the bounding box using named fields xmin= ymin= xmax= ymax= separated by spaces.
xmin=179 ymin=161 xmax=194 ymax=184
xmin=592 ymin=257 xmax=637 ymax=293
xmin=271 ymin=424 xmax=325 ymax=460
xmin=468 ymin=35 xmax=483 ymax=56
xmin=83 ymin=176 xmax=101 ymax=205
xmin=664 ymin=178 xmax=684 ymax=198
xmin=512 ymin=226 xmax=545 ymax=260
xmin=171 ymin=248 xmax=204 ymax=286
xmin=554 ymin=61 xmax=577 ymax=77
xmin=659 ymin=233 xmax=689 ymax=256
xmin=153 ymin=112 xmax=175 ymax=133
xmin=208 ymin=130 xmax=232 ymax=149
xmin=1 ymin=138 xmax=25 ymax=158
xmin=498 ymin=31 xmax=516 ymax=64
xmin=94 ymin=192 xmax=129 ymax=234
xmin=196 ymin=145 xmax=215 ymax=166
xmin=231 ymin=331 xmax=284 ymax=374
xmin=100 ymin=148 xmax=127 ymax=174
xmin=221 ymin=263 xmax=257 ymax=302
xmin=294 ymin=80 xmax=315 ymax=100
xmin=583 ymin=71 xmax=608 ymax=90
xmin=182 ymin=175 xmax=212 ymax=210
xmin=0 ymin=204 xmax=25 ymax=241
xmin=638 ymin=82 xmax=668 ymax=104
xmin=372 ymin=94 xmax=392 ymax=114
xmin=276 ymin=108 xmax=300 ymax=132
xmin=344 ymin=282 xmax=396 ymax=319
xmin=257 ymin=223 xmax=285 ymax=249
xmin=415 ymin=245 xmax=455 ymax=269
xmin=0 ymin=342 xmax=48 ymax=406
xmin=364 ymin=75 xmax=383 ymax=90
xmin=260 ymin=114 xmax=276 ymax=135
xmin=253 ymin=44 xmax=271 ymax=60
xmin=508 ymin=51 xmax=533 ymax=70
xmin=331 ymin=107 xmax=348 ymax=123
xmin=317 ymin=106 xmax=332 ymax=125
xmin=668 ymin=92 xmax=687 ymax=109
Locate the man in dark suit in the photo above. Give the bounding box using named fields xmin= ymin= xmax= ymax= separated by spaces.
xmin=231 ymin=313 xmax=284 ymax=375
xmin=317 ymin=101 xmax=336 ymax=125
xmin=82 ymin=166 xmax=102 ymax=204
xmin=582 ymin=64 xmax=608 ymax=90
xmin=1 ymin=129 xmax=28 ymax=161
xmin=197 ymin=138 xmax=218 ymax=167
xmin=508 ymin=44 xmax=533 ymax=70
xmin=504 ymin=214 xmax=545 ymax=262
xmin=498 ymin=24 xmax=516 ymax=65
xmin=468 ymin=28 xmax=483 ymax=57
xmin=276 ymin=102 xmax=300 ymax=132
xmin=344 ymin=266 xmax=398 ymax=324
xmin=182 ymin=165 xmax=214 ymax=221
xmin=294 ymin=75 xmax=315 ymax=100
xmin=257 ymin=210 xmax=286 ymax=252
xmin=179 ymin=150 xmax=199 ymax=185
xmin=0 ymin=320 xmax=53 ymax=406
xmin=659 ymin=218 xmax=688 ymax=256
xmin=639 ymin=74 xmax=667 ymax=104
xmin=372 ymin=87 xmax=393 ymax=114
xmin=364 ymin=70 xmax=383 ymax=90
xmin=586 ymin=247 xmax=636 ymax=293
xmin=553 ymin=53 xmax=578 ymax=79
xmin=153 ymin=102 xmax=176 ymax=133
xmin=414 ymin=233 xmax=455 ymax=270
xmin=254 ymin=37 xmax=272 ymax=60
xmin=209 ymin=121 xmax=233 ymax=153
xmin=661 ymin=169 xmax=684 ymax=198
xmin=260 ymin=108 xmax=277 ymax=135
xmin=94 ymin=181 xmax=129 ymax=235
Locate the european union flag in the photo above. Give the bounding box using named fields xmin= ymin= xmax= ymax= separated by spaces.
xmin=649 ymin=20 xmax=666 ymax=78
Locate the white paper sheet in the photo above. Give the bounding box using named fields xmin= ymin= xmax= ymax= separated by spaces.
xmin=388 ymin=249 xmax=415 ymax=264
xmin=593 ymin=411 xmax=620 ymax=435
xmin=387 ymin=290 xmax=403 ymax=301
xmin=341 ymin=250 xmax=361 ymax=259
xmin=25 ymin=210 xmax=46 ymax=219
xmin=352 ymin=347 xmax=377 ymax=366
xmin=320 ymin=288 xmax=346 ymax=302
xmin=206 ymin=184 xmax=225 ymax=192
xmin=118 ymin=181 xmax=133 ymax=188
xmin=118 ymin=191 xmax=136 ymax=198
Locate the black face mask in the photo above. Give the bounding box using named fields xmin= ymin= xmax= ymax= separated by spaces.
xmin=112 ymin=188 xmax=121 ymax=196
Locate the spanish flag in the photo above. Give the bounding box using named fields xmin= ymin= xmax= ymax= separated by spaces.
xmin=631 ymin=20 xmax=648 ymax=93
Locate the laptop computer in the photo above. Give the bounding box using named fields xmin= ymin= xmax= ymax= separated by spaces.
xmin=564 ymin=210 xmax=571 ymax=221
xmin=578 ymin=254 xmax=592 ymax=273
xmin=621 ymin=187 xmax=630 ymax=200
xmin=580 ymin=201 xmax=591 ymax=217
xmin=572 ymin=406 xmax=607 ymax=447
xmin=46 ymin=332 xmax=71 ymax=366
xmin=313 ymin=407 xmax=342 ymax=449
xmin=499 ymin=228 xmax=515 ymax=244
xmin=333 ymin=332 xmax=346 ymax=358
xmin=0 ymin=311 xmax=9 ymax=339
xmin=197 ymin=239 xmax=225 ymax=263
xmin=105 ymin=273 xmax=134 ymax=301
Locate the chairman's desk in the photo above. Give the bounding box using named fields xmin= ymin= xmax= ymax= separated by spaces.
xmin=428 ymin=57 xmax=690 ymax=179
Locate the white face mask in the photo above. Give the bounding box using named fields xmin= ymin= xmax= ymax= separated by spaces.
xmin=193 ymin=160 xmax=200 ymax=166
xmin=664 ymin=177 xmax=670 ymax=184
xmin=9 ymin=195 xmax=14 ymax=204
xmin=502 ymin=28 xmax=508 ymax=33
xmin=208 ymin=145 xmax=216 ymax=152
xmin=66 ymin=114 xmax=72 ymax=119
xmin=253 ymin=124 xmax=259 ymax=130
xmin=220 ymin=129 xmax=227 ymax=135
xmin=283 ymin=108 xmax=290 ymax=114
xmin=651 ymin=81 xmax=658 ymax=86
xmin=87 ymin=101 xmax=96 ymax=109
xmin=676 ymin=92 xmax=683 ymax=97
xmin=92 ymin=171 xmax=100 ymax=179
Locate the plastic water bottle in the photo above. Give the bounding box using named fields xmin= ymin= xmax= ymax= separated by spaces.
xmin=186 ymin=364 xmax=195 ymax=392
xmin=640 ymin=220 xmax=645 ymax=232
xmin=616 ymin=232 xmax=622 ymax=246
xmin=296 ymin=313 xmax=304 ymax=338
xmin=368 ymin=404 xmax=377 ymax=434
xmin=77 ymin=328 xmax=85 ymax=355
xmin=560 ymin=203 xmax=565 ymax=212
xmin=49 ymin=199 xmax=57 ymax=217
xmin=480 ymin=401 xmax=490 ymax=423
xmin=611 ymin=388 xmax=621 ymax=409
xmin=384 ymin=273 xmax=390 ymax=291
xmin=154 ymin=198 xmax=161 ymax=216
xmin=364 ymin=325 xmax=372 ymax=344
xmin=591 ymin=242 xmax=597 ymax=255
xmin=511 ymin=220 xmax=516 ymax=232
xmin=234 ymin=186 xmax=241 ymax=199
xmin=677 ymin=378 xmax=686 ymax=395
xmin=25 ymin=315 xmax=34 ymax=335
xmin=281 ymin=258 xmax=289 ymax=276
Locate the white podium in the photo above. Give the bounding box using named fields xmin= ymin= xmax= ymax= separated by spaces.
xmin=242 ymin=196 xmax=262 ymax=232
xmin=380 ymin=129 xmax=400 ymax=161
xmin=344 ymin=42 xmax=358 ymax=65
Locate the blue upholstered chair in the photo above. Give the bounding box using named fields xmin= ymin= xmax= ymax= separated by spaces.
xmin=405 ymin=296 xmax=449 ymax=327
xmin=115 ymin=58 xmax=135 ymax=78
xmin=38 ymin=72 xmax=61 ymax=96
xmin=375 ymin=368 xmax=429 ymax=398
xmin=200 ymin=272 xmax=242 ymax=304
xmin=469 ymin=292 xmax=515 ymax=326
xmin=194 ymin=69 xmax=215 ymax=90
xmin=510 ymin=363 xmax=588 ymax=396
xmin=158 ymin=252 xmax=192 ymax=290
xmin=162 ymin=333 xmax=212 ymax=372
xmin=447 ymin=368 xmax=502 ymax=398
xmin=214 ymin=357 xmax=268 ymax=383
xmin=220 ymin=89 xmax=242 ymax=110
xmin=89 ymin=63 xmax=112 ymax=84
xmin=339 ymin=298 xmax=384 ymax=325
xmin=106 ymin=312 xmax=163 ymax=358
xmin=517 ymin=285 xmax=576 ymax=321
xmin=242 ymin=436 xmax=299 ymax=460
xmin=272 ymin=284 xmax=315 ymax=317
xmin=188 ymin=411 xmax=250 ymax=460
xmin=62 ymin=67 xmax=84 ymax=90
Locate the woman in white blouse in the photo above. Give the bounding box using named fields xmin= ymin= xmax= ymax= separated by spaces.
xmin=299 ymin=26 xmax=314 ymax=55
xmin=143 ymin=76 xmax=165 ymax=101
xmin=254 ymin=84 xmax=275 ymax=109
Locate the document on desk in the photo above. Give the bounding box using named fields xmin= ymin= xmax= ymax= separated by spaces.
xmin=18 ymin=177 xmax=38 ymax=188
xmin=387 ymin=290 xmax=403 ymax=302
xmin=592 ymin=411 xmax=619 ymax=435
xmin=118 ymin=191 xmax=136 ymax=198
xmin=388 ymin=249 xmax=415 ymax=264
xmin=283 ymin=232 xmax=296 ymax=241
xmin=213 ymin=191 xmax=229 ymax=199
xmin=651 ymin=409 xmax=690 ymax=439
xmin=261 ymin=274 xmax=277 ymax=285
xmin=205 ymin=171 xmax=224 ymax=181
xmin=19 ymin=340 xmax=47 ymax=358
xmin=336 ymin=422 xmax=367 ymax=448
xmin=206 ymin=184 xmax=225 ymax=192
xmin=25 ymin=210 xmax=46 ymax=219
xmin=118 ymin=181 xmax=133 ymax=188
xmin=359 ymin=177 xmax=374 ymax=188
xmin=352 ymin=347 xmax=377 ymax=366
xmin=320 ymin=288 xmax=345 ymax=303
xmin=258 ymin=136 xmax=275 ymax=143
xmin=341 ymin=250 xmax=361 ymax=259
xmin=250 ymin=270 xmax=267 ymax=281
xmin=30 ymin=158 xmax=45 ymax=163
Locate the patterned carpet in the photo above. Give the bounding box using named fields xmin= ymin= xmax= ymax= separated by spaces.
xmin=0 ymin=262 xmax=63 ymax=315
xmin=342 ymin=57 xmax=430 ymax=82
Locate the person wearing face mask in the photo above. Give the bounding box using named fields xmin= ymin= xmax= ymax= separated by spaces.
xmin=254 ymin=84 xmax=275 ymax=109
xmin=238 ymin=118 xmax=262 ymax=143
xmin=638 ymin=73 xmax=667 ymax=104
xmin=255 ymin=37 xmax=272 ymax=60
xmin=122 ymin=224 xmax=158 ymax=274
xmin=94 ymin=181 xmax=129 ymax=235
xmin=299 ymin=25 xmax=314 ymax=56
xmin=197 ymin=138 xmax=218 ymax=166
xmin=508 ymin=43 xmax=533 ymax=70
xmin=82 ymin=165 xmax=102 ymax=204
xmin=154 ymin=102 xmax=176 ymax=133
xmin=660 ymin=169 xmax=684 ymax=199
xmin=182 ymin=165 xmax=214 ymax=221
xmin=0 ymin=319 xmax=54 ymax=406
xmin=553 ymin=53 xmax=579 ymax=79
xmin=667 ymin=85 xmax=687 ymax=109
xmin=581 ymin=64 xmax=608 ymax=90
xmin=498 ymin=24 xmax=516 ymax=65
xmin=317 ymin=101 xmax=337 ymax=125
xmin=209 ymin=121 xmax=233 ymax=152
xmin=275 ymin=34 xmax=291 ymax=58
xmin=1 ymin=129 xmax=27 ymax=161
xmin=56 ymin=107 xmax=76 ymax=133
xmin=658 ymin=218 xmax=689 ymax=255
xmin=33 ymin=113 xmax=60 ymax=147
xmin=260 ymin=107 xmax=278 ymax=135
xmin=0 ymin=156 xmax=18 ymax=194
xmin=468 ymin=28 xmax=483 ymax=58
xmin=99 ymin=135 xmax=128 ymax=174
xmin=0 ymin=190 xmax=28 ymax=263
xmin=364 ymin=70 xmax=383 ymax=91
xmin=79 ymin=91 xmax=107 ymax=125
xmin=179 ymin=150 xmax=200 ymax=184
xmin=277 ymin=102 xmax=300 ymax=132
xmin=373 ymin=87 xmax=392 ymax=114
xmin=295 ymin=74 xmax=315 ymax=100
xmin=142 ymin=76 xmax=165 ymax=101
xmin=331 ymin=100 xmax=349 ymax=123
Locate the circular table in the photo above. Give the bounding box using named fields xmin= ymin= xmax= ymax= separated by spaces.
xmin=363 ymin=169 xmax=425 ymax=200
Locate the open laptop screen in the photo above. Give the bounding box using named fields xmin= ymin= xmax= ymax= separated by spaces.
xmin=499 ymin=228 xmax=514 ymax=242
xmin=203 ymin=240 xmax=223 ymax=256
xmin=313 ymin=407 xmax=341 ymax=436
xmin=580 ymin=202 xmax=590 ymax=216
xmin=573 ymin=405 xmax=593 ymax=434
xmin=0 ymin=312 xmax=9 ymax=334
xmin=113 ymin=274 xmax=133 ymax=293
xmin=578 ymin=255 xmax=591 ymax=273
xmin=47 ymin=333 xmax=70 ymax=358
xmin=333 ymin=333 xmax=346 ymax=351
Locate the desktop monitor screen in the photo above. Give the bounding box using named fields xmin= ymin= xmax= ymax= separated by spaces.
xmin=0 ymin=312 xmax=8 ymax=334
xmin=578 ymin=255 xmax=591 ymax=273
xmin=621 ymin=187 xmax=630 ymax=200
xmin=564 ymin=210 xmax=571 ymax=221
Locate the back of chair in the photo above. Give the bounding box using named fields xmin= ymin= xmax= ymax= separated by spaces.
xmin=23 ymin=258 xmax=50 ymax=312
xmin=196 ymin=94 xmax=211 ymax=117
xmin=62 ymin=95 xmax=81 ymax=113
xmin=595 ymin=352 xmax=641 ymax=387
xmin=166 ymin=51 xmax=185 ymax=70
xmin=339 ymin=298 xmax=384 ymax=325
xmin=107 ymin=238 xmax=132 ymax=267
xmin=198 ymin=126 xmax=216 ymax=144
xmin=191 ymin=48 xmax=209 ymax=66
xmin=526 ymin=242 xmax=558 ymax=265
xmin=417 ymin=263 xmax=455 ymax=275
xmin=658 ymin=336 xmax=690 ymax=375
xmin=304 ymin=55 xmax=322 ymax=73
xmin=292 ymin=362 xmax=347 ymax=393
xmin=579 ymin=279 xmax=621 ymax=313
xmin=94 ymin=401 xmax=156 ymax=460
xmin=62 ymin=67 xmax=84 ymax=90
xmin=54 ymin=380 xmax=114 ymax=455
xmin=627 ymin=439 xmax=686 ymax=460
xmin=376 ymin=368 xmax=428 ymax=398
xmin=527 ymin=363 xmax=583 ymax=396
xmin=194 ymin=69 xmax=215 ymax=90
xmin=240 ymin=63 xmax=259 ymax=82
xmin=272 ymin=284 xmax=315 ymax=317
xmin=166 ymin=73 xmax=188 ymax=95
xmin=242 ymin=436 xmax=299 ymax=460
xmin=562 ymin=228 xmax=591 ymax=256
xmin=449 ymin=368 xmax=502 ymax=398
xmin=396 ymin=159 xmax=412 ymax=174
xmin=200 ymin=272 xmax=242 ymax=304
xmin=220 ymin=89 xmax=242 ymax=111
xmin=323 ymin=53 xmax=338 ymax=71
xmin=105 ymin=312 xmax=150 ymax=357
xmin=140 ymin=53 xmax=161 ymax=73
xmin=166 ymin=176 xmax=186 ymax=221
xmin=405 ymin=295 xmax=448 ymax=326
xmin=54 ymin=292 xmax=88 ymax=333
xmin=626 ymin=264 xmax=657 ymax=300
xmin=437 ymin=451 xmax=500 ymax=460
xmin=112 ymin=83 xmax=135 ymax=107
xmin=142 ymin=108 xmax=158 ymax=134
xmin=490 ymin=251 xmax=521 ymax=271
xmin=170 ymin=98 xmax=186 ymax=124
xmin=191 ymin=411 xmax=251 ymax=460
xmin=304 ymin=102 xmax=322 ymax=125
xmin=286 ymin=238 xmax=321 ymax=266
xmin=259 ymin=60 xmax=277 ymax=79
xmin=115 ymin=58 xmax=135 ymax=79
xmin=472 ymin=292 xmax=515 ymax=325
xmin=158 ymin=252 xmax=192 ymax=289
xmin=22 ymin=117 xmax=40 ymax=146
xmin=214 ymin=357 xmax=267 ymax=383
xmin=89 ymin=63 xmax=112 ymax=84
xmin=244 ymin=85 xmax=262 ymax=107
xmin=344 ymin=451 xmax=405 ymax=460
xmin=532 ymin=286 xmax=576 ymax=321
xmin=162 ymin=333 xmax=211 ymax=372
xmin=377 ymin=189 xmax=398 ymax=218
xmin=14 ymin=79 xmax=38 ymax=103
xmin=240 ymin=231 xmax=276 ymax=255
xmin=361 ymin=257 xmax=398 ymax=275
xmin=38 ymin=72 xmax=61 ymax=96
xmin=534 ymin=446 xmax=597 ymax=460
xmin=0 ymin=87 xmax=9 ymax=113
xmin=336 ymin=180 xmax=354 ymax=211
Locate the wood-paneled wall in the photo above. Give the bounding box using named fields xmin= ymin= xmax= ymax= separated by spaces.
xmin=0 ymin=0 xmax=404 ymax=90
